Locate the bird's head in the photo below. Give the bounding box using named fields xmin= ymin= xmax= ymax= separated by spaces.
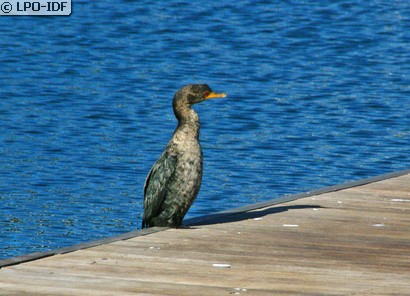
xmin=173 ymin=84 xmax=227 ymax=107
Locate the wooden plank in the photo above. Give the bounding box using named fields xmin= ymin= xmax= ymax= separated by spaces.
xmin=0 ymin=173 xmax=409 ymax=295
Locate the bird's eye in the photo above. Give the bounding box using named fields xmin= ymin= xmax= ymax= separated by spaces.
xmin=203 ymin=91 xmax=210 ymax=98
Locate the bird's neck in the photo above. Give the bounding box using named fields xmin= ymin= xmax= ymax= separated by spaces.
xmin=174 ymin=106 xmax=200 ymax=139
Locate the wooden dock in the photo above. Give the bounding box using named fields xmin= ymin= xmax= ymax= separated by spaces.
xmin=1 ymin=171 xmax=410 ymax=295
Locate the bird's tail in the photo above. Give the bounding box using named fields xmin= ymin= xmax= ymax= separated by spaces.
xmin=141 ymin=217 xmax=148 ymax=229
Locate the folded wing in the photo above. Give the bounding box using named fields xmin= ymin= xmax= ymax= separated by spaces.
xmin=142 ymin=151 xmax=177 ymax=228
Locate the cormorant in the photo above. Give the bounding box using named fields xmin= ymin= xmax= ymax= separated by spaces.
xmin=142 ymin=84 xmax=227 ymax=228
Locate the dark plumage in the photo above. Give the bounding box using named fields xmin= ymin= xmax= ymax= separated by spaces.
xmin=142 ymin=84 xmax=227 ymax=228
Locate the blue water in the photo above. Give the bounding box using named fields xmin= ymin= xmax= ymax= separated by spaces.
xmin=1 ymin=0 xmax=409 ymax=260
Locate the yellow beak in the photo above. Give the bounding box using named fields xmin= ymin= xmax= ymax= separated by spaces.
xmin=205 ymin=92 xmax=227 ymax=100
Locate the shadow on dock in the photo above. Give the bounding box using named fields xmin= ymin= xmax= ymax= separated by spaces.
xmin=187 ymin=205 xmax=323 ymax=226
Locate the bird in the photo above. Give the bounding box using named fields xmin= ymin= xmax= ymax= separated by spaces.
xmin=142 ymin=84 xmax=227 ymax=228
